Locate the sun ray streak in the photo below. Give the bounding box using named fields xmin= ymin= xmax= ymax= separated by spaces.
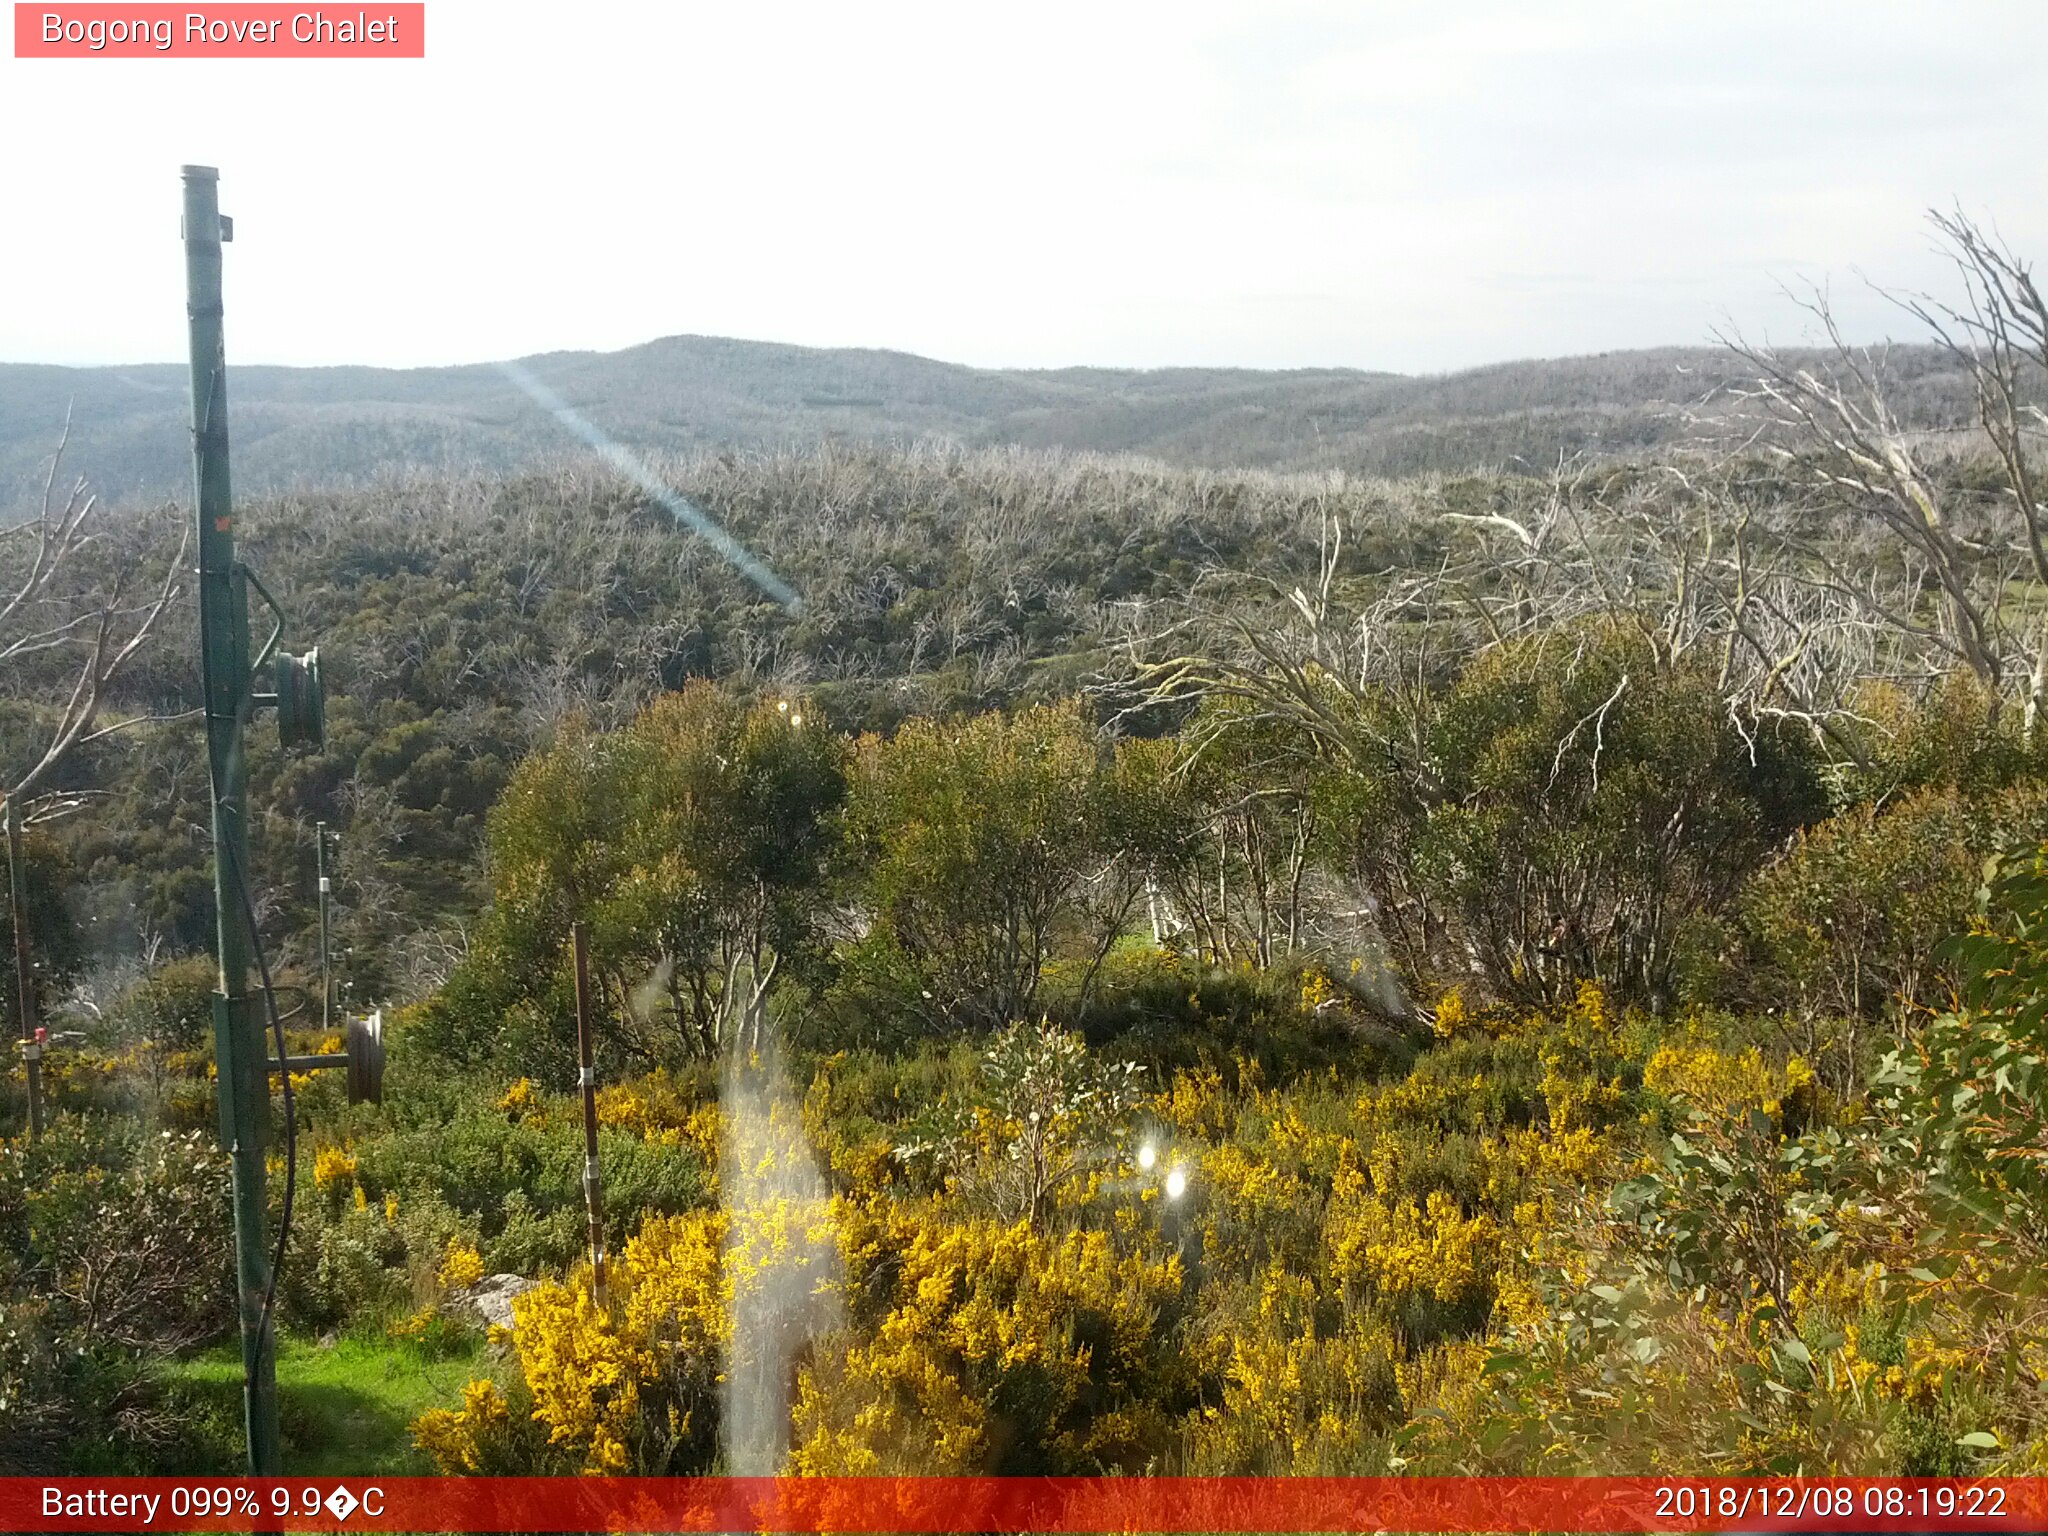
xmin=497 ymin=359 xmax=804 ymax=612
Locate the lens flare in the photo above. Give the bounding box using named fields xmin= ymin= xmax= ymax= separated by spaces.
xmin=497 ymin=359 xmax=803 ymax=611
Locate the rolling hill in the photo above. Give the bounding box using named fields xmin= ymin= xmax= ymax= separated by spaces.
xmin=0 ymin=333 xmax=1975 ymax=511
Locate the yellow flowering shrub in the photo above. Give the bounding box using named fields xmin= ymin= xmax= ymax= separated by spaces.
xmin=420 ymin=1174 xmax=841 ymax=1477
xmin=1326 ymin=1184 xmax=1503 ymax=1344
xmin=1257 ymin=1095 xmax=1352 ymax=1178
xmin=437 ymin=1240 xmax=485 ymax=1292
xmin=418 ymin=1210 xmax=726 ymax=1475
xmin=1644 ymin=1041 xmax=1776 ymax=1112
xmin=390 ymin=967 xmax=2041 ymax=1482
xmin=595 ymin=1069 xmax=703 ymax=1137
xmin=1153 ymin=1066 xmax=1232 ymax=1140
xmin=511 ymin=1277 xmax=657 ymax=1472
xmin=1184 ymin=1263 xmax=1402 ymax=1473
xmin=1479 ymin=1124 xmax=1612 ymax=1227
xmin=1299 ymin=967 xmax=1337 ymax=1014
xmin=791 ymin=1197 xmax=1191 ymax=1474
xmin=312 ymin=1143 xmax=358 ymax=1188
xmin=497 ymin=1077 xmax=539 ymax=1116
xmin=1431 ymin=987 xmax=1469 ymax=1039
xmin=548 ymin=1203 xmax=754 ymax=1472
xmin=415 ymin=1379 xmax=511 ymax=1471
xmin=681 ymin=1103 xmax=725 ymax=1167
xmin=1195 ymin=1141 xmax=1319 ymax=1276
xmin=412 ymin=1378 xmax=550 ymax=1475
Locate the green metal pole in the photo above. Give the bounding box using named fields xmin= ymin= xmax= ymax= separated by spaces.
xmin=183 ymin=163 xmax=281 ymax=1476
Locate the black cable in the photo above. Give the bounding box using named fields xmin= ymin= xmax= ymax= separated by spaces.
xmin=223 ymin=836 xmax=295 ymax=1356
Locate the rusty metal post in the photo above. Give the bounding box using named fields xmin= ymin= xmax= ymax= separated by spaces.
xmin=570 ymin=922 xmax=607 ymax=1306
xmin=316 ymin=821 xmax=332 ymax=1037
xmin=5 ymin=798 xmax=44 ymax=1141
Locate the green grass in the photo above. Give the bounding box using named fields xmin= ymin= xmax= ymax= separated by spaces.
xmin=156 ymin=1331 xmax=495 ymax=1475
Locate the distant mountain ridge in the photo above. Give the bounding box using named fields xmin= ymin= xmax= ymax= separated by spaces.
xmin=0 ymin=333 xmax=1973 ymax=510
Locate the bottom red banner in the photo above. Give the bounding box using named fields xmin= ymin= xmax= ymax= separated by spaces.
xmin=8 ymin=1476 xmax=2048 ymax=1534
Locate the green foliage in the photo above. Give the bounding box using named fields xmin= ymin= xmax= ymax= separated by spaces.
xmin=1464 ymin=873 xmax=2048 ymax=1477
xmin=1148 ymin=698 xmax=1333 ymax=970
xmin=1053 ymin=945 xmax=1404 ymax=1082
xmin=840 ymin=702 xmax=1163 ymax=1034
xmin=437 ymin=682 xmax=846 ymax=1067
xmin=0 ymin=1120 xmax=235 ymax=1352
xmin=486 ymin=1191 xmax=585 ymax=1276
xmin=0 ymin=1119 xmax=233 ymax=1470
xmin=277 ymin=1192 xmax=415 ymax=1331
xmin=96 ymin=954 xmax=218 ymax=1053
xmin=1401 ymin=622 xmax=1822 ymax=1007
xmin=0 ymin=821 xmax=83 ymax=1026
xmin=1834 ymin=675 xmax=2045 ymax=807
xmin=18 ymin=424 xmax=2048 ymax=1479
xmin=1886 ymin=844 xmax=2048 ymax=1272
xmin=1739 ymin=785 xmax=2048 ymax=1053
xmin=308 ymin=1079 xmax=710 ymax=1284
xmin=1612 ymin=1108 xmax=1835 ymax=1316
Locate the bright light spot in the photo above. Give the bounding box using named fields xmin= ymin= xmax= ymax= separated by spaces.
xmin=790 ymin=713 xmax=803 ymax=728
xmin=1137 ymin=1142 xmax=1157 ymax=1172
xmin=778 ymin=700 xmax=789 ymax=713
xmin=1164 ymin=1167 xmax=1187 ymax=1200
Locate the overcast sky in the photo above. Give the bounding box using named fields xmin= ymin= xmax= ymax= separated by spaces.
xmin=3 ymin=0 xmax=2044 ymax=374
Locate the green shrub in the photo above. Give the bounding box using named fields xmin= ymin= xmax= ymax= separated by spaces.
xmin=289 ymin=1077 xmax=708 ymax=1329
xmin=1057 ymin=946 xmax=1403 ymax=1082
xmin=1834 ymin=675 xmax=2044 ymax=807
xmin=1396 ymin=621 xmax=1823 ymax=1009
xmin=840 ymin=702 xmax=1161 ymax=1034
xmin=1739 ymin=783 xmax=2048 ymax=1081
xmin=485 ymin=1191 xmax=583 ymax=1275
xmin=99 ymin=954 xmax=219 ymax=1053
xmin=280 ymin=1196 xmax=409 ymax=1330
xmin=0 ymin=1120 xmax=234 ymax=1470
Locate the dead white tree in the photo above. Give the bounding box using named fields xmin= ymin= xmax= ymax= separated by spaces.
xmin=1720 ymin=309 xmax=2007 ymax=704
xmin=1899 ymin=208 xmax=2048 ymax=732
xmin=2 ymin=415 xmax=189 ymax=1135
xmin=1447 ymin=455 xmax=1944 ymax=767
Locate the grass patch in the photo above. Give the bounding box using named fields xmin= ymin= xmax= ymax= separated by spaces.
xmin=155 ymin=1331 xmax=496 ymax=1475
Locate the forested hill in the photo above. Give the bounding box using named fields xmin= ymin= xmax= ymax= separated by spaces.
xmin=0 ymin=335 xmax=1973 ymax=510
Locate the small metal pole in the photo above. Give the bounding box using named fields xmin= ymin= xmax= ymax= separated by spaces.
xmin=570 ymin=922 xmax=607 ymax=1306
xmin=315 ymin=822 xmax=331 ymax=1036
xmin=5 ymin=798 xmax=44 ymax=1141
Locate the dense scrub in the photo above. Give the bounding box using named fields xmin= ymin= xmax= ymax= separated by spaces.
xmin=8 ymin=443 xmax=1467 ymax=1010
xmin=7 ymin=421 xmax=2048 ymax=1475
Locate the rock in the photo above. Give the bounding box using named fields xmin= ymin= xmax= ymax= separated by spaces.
xmin=465 ymin=1273 xmax=536 ymax=1332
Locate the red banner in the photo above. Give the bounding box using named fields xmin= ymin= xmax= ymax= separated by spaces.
xmin=7 ymin=1476 xmax=2048 ymax=1533
xmin=13 ymin=4 xmax=424 ymax=57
